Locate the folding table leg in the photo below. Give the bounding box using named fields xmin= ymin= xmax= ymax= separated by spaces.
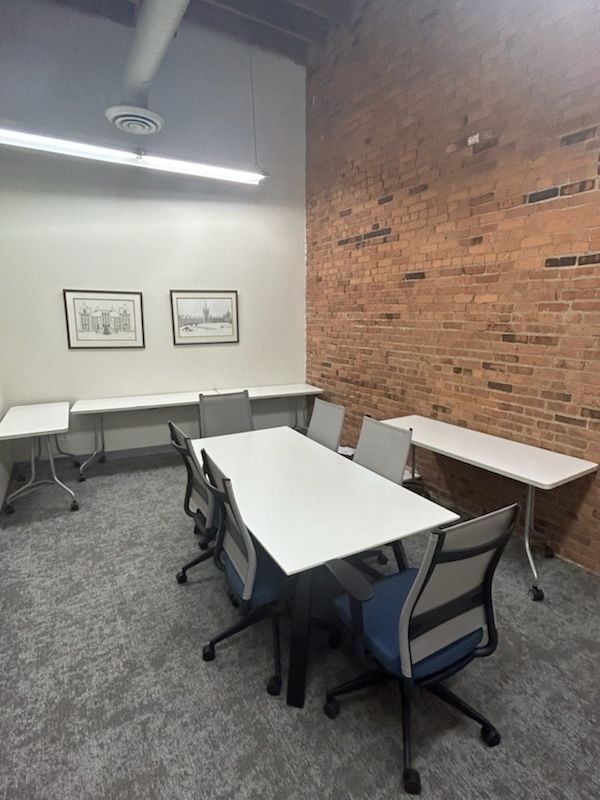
xmin=15 ymin=440 xmax=39 ymax=482
xmin=523 ymin=485 xmax=544 ymax=601
xmin=4 ymin=438 xmax=38 ymax=512
xmin=46 ymin=438 xmax=79 ymax=511
xmin=52 ymin=434 xmax=80 ymax=468
xmin=287 ymin=570 xmax=313 ymax=708
xmin=78 ymin=414 xmax=106 ymax=481
xmin=4 ymin=436 xmax=79 ymax=512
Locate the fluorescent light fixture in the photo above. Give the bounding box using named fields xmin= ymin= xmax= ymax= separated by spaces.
xmin=0 ymin=126 xmax=266 ymax=185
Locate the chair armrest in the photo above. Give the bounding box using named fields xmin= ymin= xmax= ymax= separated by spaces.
xmin=325 ymin=559 xmax=374 ymax=602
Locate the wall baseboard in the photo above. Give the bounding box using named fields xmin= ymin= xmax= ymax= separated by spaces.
xmin=13 ymin=443 xmax=175 ymax=473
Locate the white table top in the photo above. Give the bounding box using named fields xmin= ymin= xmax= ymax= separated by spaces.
xmin=225 ymin=383 xmax=323 ymax=401
xmin=70 ymin=390 xmax=219 ymax=415
xmin=0 ymin=402 xmax=70 ymax=441
xmin=384 ymin=415 xmax=598 ymax=491
xmin=191 ymin=426 xmax=458 ymax=576
xmin=70 ymin=383 xmax=322 ymax=415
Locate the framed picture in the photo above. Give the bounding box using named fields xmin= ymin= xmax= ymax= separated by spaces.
xmin=63 ymin=289 xmax=145 ymax=349
xmin=170 ymin=289 xmax=239 ymax=345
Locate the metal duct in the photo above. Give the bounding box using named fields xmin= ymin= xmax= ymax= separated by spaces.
xmin=122 ymin=0 xmax=190 ymax=106
xmin=106 ymin=0 xmax=190 ymax=134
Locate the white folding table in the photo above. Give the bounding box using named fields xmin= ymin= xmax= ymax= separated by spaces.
xmin=191 ymin=425 xmax=458 ymax=707
xmin=70 ymin=383 xmax=323 ymax=480
xmin=383 ymin=414 xmax=598 ymax=600
xmin=0 ymin=402 xmax=79 ymax=513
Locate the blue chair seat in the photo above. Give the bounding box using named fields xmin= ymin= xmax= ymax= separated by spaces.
xmin=334 ymin=569 xmax=482 ymax=680
xmin=224 ymin=541 xmax=285 ymax=608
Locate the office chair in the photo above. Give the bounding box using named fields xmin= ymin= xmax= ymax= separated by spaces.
xmin=168 ymin=421 xmax=222 ymax=584
xmin=198 ymin=391 xmax=254 ymax=437
xmin=306 ymin=398 xmax=346 ymax=451
xmin=200 ymin=448 xmax=287 ymax=696
xmin=351 ymin=416 xmax=414 ymax=572
xmin=323 ymin=504 xmax=518 ymax=795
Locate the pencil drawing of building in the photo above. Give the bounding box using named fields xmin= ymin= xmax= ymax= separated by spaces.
xmin=78 ymin=303 xmax=132 ymax=335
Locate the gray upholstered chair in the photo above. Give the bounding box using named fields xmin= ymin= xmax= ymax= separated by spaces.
xmin=169 ymin=421 xmax=223 ymax=584
xmin=354 ymin=416 xmax=412 ymax=483
xmin=306 ymin=398 xmax=345 ymax=451
xmin=200 ymin=448 xmax=286 ymax=696
xmin=352 ymin=416 xmax=413 ymax=571
xmin=323 ymin=504 xmax=519 ymax=795
xmin=198 ymin=391 xmax=254 ymax=437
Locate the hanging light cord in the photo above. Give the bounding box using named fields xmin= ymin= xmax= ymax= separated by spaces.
xmin=249 ymin=48 xmax=259 ymax=168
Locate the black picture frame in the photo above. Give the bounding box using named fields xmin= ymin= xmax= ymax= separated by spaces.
xmin=63 ymin=289 xmax=145 ymax=349
xmin=169 ymin=289 xmax=239 ymax=346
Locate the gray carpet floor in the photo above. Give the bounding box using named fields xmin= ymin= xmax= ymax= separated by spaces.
xmin=1 ymin=452 xmax=599 ymax=800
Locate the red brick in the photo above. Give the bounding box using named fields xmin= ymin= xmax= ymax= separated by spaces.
xmin=306 ymin=0 xmax=600 ymax=573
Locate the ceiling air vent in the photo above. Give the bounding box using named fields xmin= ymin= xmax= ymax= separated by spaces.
xmin=105 ymin=105 xmax=164 ymax=135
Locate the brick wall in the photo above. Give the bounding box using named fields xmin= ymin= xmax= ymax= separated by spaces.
xmin=306 ymin=0 xmax=600 ymax=572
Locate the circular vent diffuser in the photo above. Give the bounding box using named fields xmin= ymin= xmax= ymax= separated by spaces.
xmin=105 ymin=105 xmax=164 ymax=135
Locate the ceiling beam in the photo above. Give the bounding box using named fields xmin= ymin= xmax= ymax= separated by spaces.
xmin=285 ymin=0 xmax=349 ymax=23
xmin=197 ymin=0 xmax=328 ymax=42
xmin=186 ymin=2 xmax=309 ymax=64
xmin=46 ymin=0 xmax=135 ymax=27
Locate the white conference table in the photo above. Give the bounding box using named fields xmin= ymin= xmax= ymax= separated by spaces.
xmin=383 ymin=415 xmax=598 ymax=600
xmin=70 ymin=383 xmax=322 ymax=480
xmin=0 ymin=402 xmax=79 ymax=512
xmin=191 ymin=425 xmax=458 ymax=707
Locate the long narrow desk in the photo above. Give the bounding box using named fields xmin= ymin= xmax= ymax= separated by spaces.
xmin=0 ymin=402 xmax=79 ymax=513
xmin=383 ymin=415 xmax=598 ymax=600
xmin=70 ymin=383 xmax=322 ymax=480
xmin=191 ymin=426 xmax=459 ymax=707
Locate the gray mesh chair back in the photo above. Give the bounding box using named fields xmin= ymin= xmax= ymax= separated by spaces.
xmin=202 ymin=448 xmax=258 ymax=602
xmin=168 ymin=421 xmax=211 ymax=522
xmin=306 ymin=398 xmax=345 ymax=451
xmin=199 ymin=391 xmax=254 ymax=438
xmin=354 ymin=416 xmax=412 ymax=483
xmin=399 ymin=504 xmax=518 ymax=679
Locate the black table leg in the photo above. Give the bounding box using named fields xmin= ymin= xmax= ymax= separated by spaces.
xmin=287 ymin=570 xmax=313 ymax=708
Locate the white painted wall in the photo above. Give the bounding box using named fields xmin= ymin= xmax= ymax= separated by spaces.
xmin=0 ymin=0 xmax=306 ymax=458
xmin=0 ymin=379 xmax=13 ymax=501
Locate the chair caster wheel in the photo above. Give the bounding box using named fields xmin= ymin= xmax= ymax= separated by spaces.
xmin=481 ymin=724 xmax=501 ymax=747
xmin=323 ymin=698 xmax=340 ymax=719
xmin=199 ymin=540 xmax=210 ymax=551
xmin=4 ymin=504 xmax=15 ymax=515
xmin=529 ymin=586 xmax=544 ymax=601
xmin=543 ymin=545 xmax=555 ymax=559
xmin=70 ymin=501 xmax=79 ymax=511
xmin=202 ymin=644 xmax=215 ymax=662
xmin=78 ymin=475 xmax=86 ymax=482
xmin=99 ymin=454 xmax=106 ymax=463
xmin=403 ymin=767 xmax=421 ymax=795
xmin=377 ymin=552 xmax=388 ymax=565
xmin=328 ymin=630 xmax=343 ymax=649
xmin=176 ymin=571 xmax=187 ymax=584
xmin=266 ymin=676 xmax=282 ymax=696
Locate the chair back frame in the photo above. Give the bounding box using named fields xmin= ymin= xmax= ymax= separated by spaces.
xmin=306 ymin=397 xmax=346 ymax=451
xmin=168 ymin=421 xmax=213 ymax=525
xmin=398 ymin=504 xmax=519 ymax=681
xmin=353 ymin=416 xmax=412 ymax=484
xmin=202 ymin=448 xmax=258 ymax=604
xmin=198 ymin=390 xmax=254 ymax=438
